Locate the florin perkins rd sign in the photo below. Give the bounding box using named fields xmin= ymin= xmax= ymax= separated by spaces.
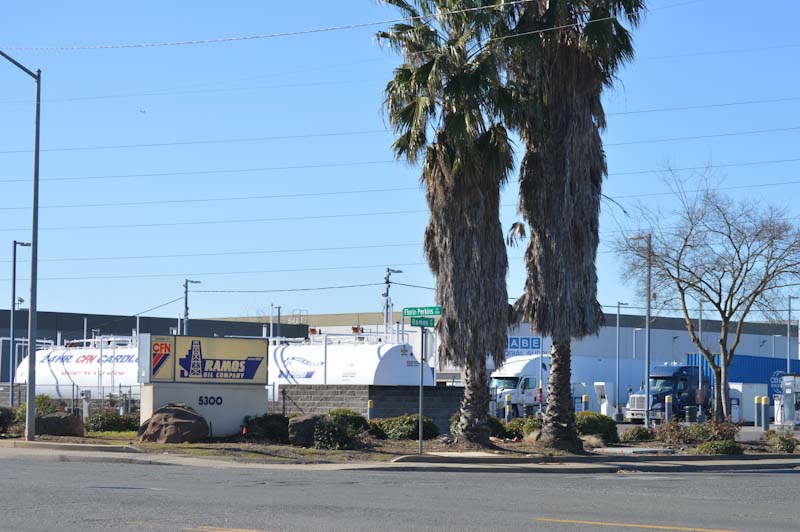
xmin=403 ymin=306 xmax=442 ymax=318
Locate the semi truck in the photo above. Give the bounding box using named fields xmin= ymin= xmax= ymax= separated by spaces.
xmin=625 ymin=362 xmax=711 ymax=423
xmin=490 ymin=354 xmax=645 ymax=417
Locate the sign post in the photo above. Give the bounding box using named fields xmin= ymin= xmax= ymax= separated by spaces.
xmin=404 ymin=307 xmax=442 ymax=455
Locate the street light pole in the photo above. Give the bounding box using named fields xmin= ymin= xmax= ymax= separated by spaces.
xmin=183 ymin=279 xmax=201 ymax=336
xmin=630 ymin=234 xmax=653 ymax=427
xmin=615 ymin=302 xmax=628 ymax=422
xmin=697 ymin=300 xmax=705 ymax=422
xmin=0 ymin=50 xmax=42 ymax=442
xmin=788 ymin=296 xmax=798 ymax=373
xmin=8 ymin=241 xmax=30 ymax=408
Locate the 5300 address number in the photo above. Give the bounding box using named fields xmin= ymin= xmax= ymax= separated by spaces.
xmin=198 ymin=396 xmax=223 ymax=406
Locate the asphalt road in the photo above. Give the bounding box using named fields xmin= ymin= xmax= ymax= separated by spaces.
xmin=1 ymin=458 xmax=798 ymax=532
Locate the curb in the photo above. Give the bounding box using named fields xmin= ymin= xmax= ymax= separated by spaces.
xmin=392 ymin=452 xmax=798 ymax=465
xmin=0 ymin=441 xmax=142 ymax=453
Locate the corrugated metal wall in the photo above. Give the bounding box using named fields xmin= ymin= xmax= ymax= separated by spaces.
xmin=685 ymin=353 xmax=800 ymax=399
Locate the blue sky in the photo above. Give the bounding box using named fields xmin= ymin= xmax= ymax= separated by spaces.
xmin=0 ymin=0 xmax=798 ymax=322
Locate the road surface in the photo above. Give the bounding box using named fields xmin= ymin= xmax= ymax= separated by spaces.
xmin=0 ymin=457 xmax=797 ymax=531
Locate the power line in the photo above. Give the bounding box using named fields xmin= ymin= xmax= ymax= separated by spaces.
xmin=0 ymin=159 xmax=395 ymax=184
xmin=613 ymin=178 xmax=800 ymax=200
xmin=0 ymin=130 xmax=388 ymax=156
xmin=4 ymin=153 xmax=800 ymax=187
xmin=195 ymin=283 xmax=383 ymax=294
xmin=58 ymin=295 xmax=184 ymax=337
xmin=605 ymin=125 xmax=800 ymax=147
xmin=637 ymin=43 xmax=800 ymax=62
xmin=0 ymin=261 xmax=432 ymax=282
xmin=0 ymin=0 xmax=540 ymax=52
xmin=0 ymin=208 xmax=431 ymax=233
xmin=0 ymin=185 xmax=419 ymax=211
xmin=3 ymin=122 xmax=798 ymax=161
xmin=0 ymin=242 xmax=421 ymax=265
xmin=394 ymin=282 xmax=436 ymax=291
xmin=607 ymin=96 xmax=800 ymax=117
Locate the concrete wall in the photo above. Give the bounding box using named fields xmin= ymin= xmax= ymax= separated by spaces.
xmin=279 ymin=384 xmax=463 ymax=435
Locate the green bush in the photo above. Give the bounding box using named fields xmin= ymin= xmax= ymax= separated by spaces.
xmin=655 ymin=420 xmax=689 ymax=446
xmin=367 ymin=420 xmax=387 ymax=440
xmin=682 ymin=422 xmax=713 ymax=444
xmin=0 ymin=407 xmax=13 ymax=433
xmin=709 ymin=419 xmax=740 ymax=441
xmin=328 ymin=409 xmax=369 ymax=436
xmin=243 ymin=413 xmax=289 ymax=443
xmin=85 ymin=411 xmax=140 ymax=432
xmin=696 ymin=439 xmax=743 ymax=455
xmin=313 ymin=418 xmax=355 ymax=450
xmin=14 ymin=394 xmax=59 ymax=423
xmin=619 ymin=426 xmax=654 ymax=443
xmin=370 ymin=414 xmax=438 ymax=440
xmin=505 ymin=417 xmax=542 ymax=439
xmin=449 ymin=413 xmax=507 ymax=438
xmin=762 ymin=430 xmax=797 ymax=453
xmin=575 ymin=412 xmax=619 ymax=444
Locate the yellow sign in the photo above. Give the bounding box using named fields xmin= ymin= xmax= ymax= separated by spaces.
xmin=150 ymin=335 xmax=176 ymax=382
xmin=173 ymin=337 xmax=268 ymax=384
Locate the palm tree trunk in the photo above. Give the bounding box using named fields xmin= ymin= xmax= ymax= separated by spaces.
xmin=537 ymin=340 xmax=583 ymax=452
xmin=455 ymin=355 xmax=490 ymax=443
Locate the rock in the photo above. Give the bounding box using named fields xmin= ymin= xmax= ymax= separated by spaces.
xmin=288 ymin=414 xmax=325 ymax=447
xmin=35 ymin=413 xmax=85 ymax=437
xmin=138 ymin=404 xmax=209 ymax=444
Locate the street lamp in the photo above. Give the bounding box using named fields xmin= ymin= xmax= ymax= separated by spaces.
xmin=383 ymin=268 xmax=403 ymax=336
xmin=630 ymin=234 xmax=653 ymax=427
xmin=8 ymin=241 xmax=30 ymax=407
xmin=183 ymin=279 xmax=201 ymax=335
xmin=788 ymin=296 xmax=798 ymax=373
xmin=615 ymin=302 xmax=628 ymax=422
xmin=1 ymin=50 xmax=42 ymax=442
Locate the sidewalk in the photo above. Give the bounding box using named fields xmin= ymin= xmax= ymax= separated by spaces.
xmin=1 ymin=442 xmax=799 ymax=474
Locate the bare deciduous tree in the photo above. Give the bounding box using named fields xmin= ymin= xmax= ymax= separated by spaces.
xmin=617 ymin=178 xmax=800 ymax=420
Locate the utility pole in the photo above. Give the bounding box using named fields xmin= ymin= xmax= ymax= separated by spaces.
xmin=276 ymin=306 xmax=282 ymax=338
xmin=615 ymin=302 xmax=628 ymax=422
xmin=382 ymin=268 xmax=403 ymax=337
xmin=183 ymin=279 xmax=200 ymax=335
xmin=0 ymin=50 xmax=42 ymax=442
xmin=9 ymin=241 xmax=30 ymax=407
xmin=629 ymin=234 xmax=653 ymax=427
xmin=788 ymin=296 xmax=798 ymax=373
xmin=697 ymin=300 xmax=705 ymax=422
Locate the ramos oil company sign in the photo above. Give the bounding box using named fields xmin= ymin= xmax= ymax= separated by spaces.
xmin=149 ymin=335 xmax=268 ymax=385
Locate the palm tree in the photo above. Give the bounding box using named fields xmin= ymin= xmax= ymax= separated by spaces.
xmin=378 ymin=0 xmax=514 ymax=444
xmin=502 ymin=1 xmax=645 ymax=452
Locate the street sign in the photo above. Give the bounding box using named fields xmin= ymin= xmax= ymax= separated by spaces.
xmin=403 ymin=306 xmax=442 ymax=318
xmin=410 ymin=317 xmax=435 ymax=327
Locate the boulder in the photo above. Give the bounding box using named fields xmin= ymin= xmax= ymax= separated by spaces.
xmin=138 ymin=404 xmax=209 ymax=444
xmin=35 ymin=413 xmax=85 ymax=437
xmin=288 ymin=414 xmax=325 ymax=447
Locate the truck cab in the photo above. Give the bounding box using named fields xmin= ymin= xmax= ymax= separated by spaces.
xmin=626 ymin=363 xmax=710 ymax=422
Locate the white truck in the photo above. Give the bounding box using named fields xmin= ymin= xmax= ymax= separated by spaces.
xmin=490 ymin=354 xmax=646 ymax=418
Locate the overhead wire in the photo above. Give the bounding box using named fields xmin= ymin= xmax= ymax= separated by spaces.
xmin=194 ymin=283 xmax=383 ymax=294
xmin=0 ymin=0 xmax=542 ymax=52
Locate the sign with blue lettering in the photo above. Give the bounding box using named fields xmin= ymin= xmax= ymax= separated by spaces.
xmin=505 ymin=336 xmax=542 ymax=358
xmin=175 ymin=337 xmax=268 ymax=384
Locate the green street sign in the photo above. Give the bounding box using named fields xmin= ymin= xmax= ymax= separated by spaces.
xmin=403 ymin=306 xmax=442 ymax=318
xmin=410 ymin=317 xmax=435 ymax=328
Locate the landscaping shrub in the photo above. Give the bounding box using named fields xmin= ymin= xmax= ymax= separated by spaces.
xmin=367 ymin=420 xmax=387 ymax=440
xmin=370 ymin=414 xmax=438 ymax=440
xmin=505 ymin=417 xmax=542 ymax=439
xmin=655 ymin=420 xmax=689 ymax=446
xmin=709 ymin=419 xmax=740 ymax=441
xmin=761 ymin=430 xmax=797 ymax=453
xmin=14 ymin=394 xmax=59 ymax=423
xmin=328 ymin=409 xmax=369 ymax=437
xmin=313 ymin=418 xmax=355 ymax=450
xmin=243 ymin=413 xmax=289 ymax=443
xmin=449 ymin=413 xmax=507 ymax=438
xmin=85 ymin=411 xmax=139 ymax=432
xmin=682 ymin=421 xmax=713 ymax=443
xmin=575 ymin=412 xmax=618 ymax=444
xmin=696 ymin=439 xmax=743 ymax=455
xmin=619 ymin=426 xmax=654 ymax=443
xmin=0 ymin=407 xmax=13 ymax=433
